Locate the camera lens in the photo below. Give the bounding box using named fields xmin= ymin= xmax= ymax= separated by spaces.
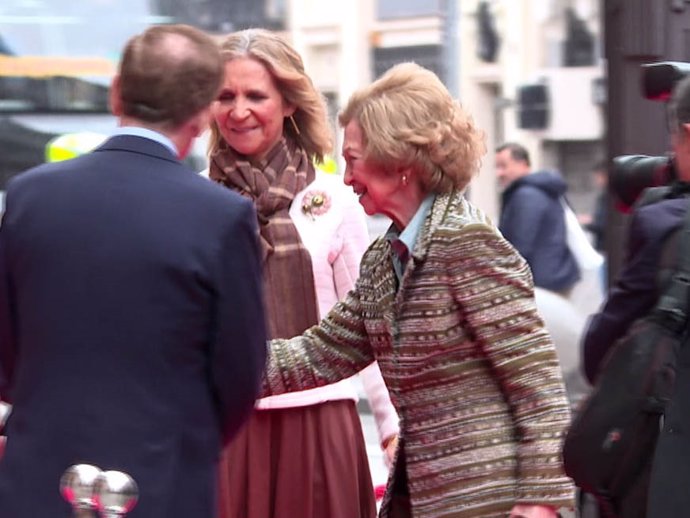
xmin=610 ymin=155 xmax=674 ymax=208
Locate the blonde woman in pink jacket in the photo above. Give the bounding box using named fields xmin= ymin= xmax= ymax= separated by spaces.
xmin=204 ymin=28 xmax=398 ymax=518
xmin=259 ymin=167 xmax=399 ymax=450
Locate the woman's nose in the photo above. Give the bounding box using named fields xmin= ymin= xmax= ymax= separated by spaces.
xmin=229 ymin=100 xmax=249 ymax=120
xmin=343 ymin=167 xmax=353 ymax=185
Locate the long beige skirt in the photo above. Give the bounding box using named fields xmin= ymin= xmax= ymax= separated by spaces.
xmin=217 ymin=399 xmax=377 ymax=518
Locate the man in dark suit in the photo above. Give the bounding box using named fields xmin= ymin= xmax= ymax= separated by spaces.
xmin=582 ymin=75 xmax=690 ymax=516
xmin=0 ymin=24 xmax=267 ymax=518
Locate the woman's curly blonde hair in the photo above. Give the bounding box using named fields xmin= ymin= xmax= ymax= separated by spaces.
xmin=208 ymin=29 xmax=331 ymax=162
xmin=339 ymin=62 xmax=485 ymax=193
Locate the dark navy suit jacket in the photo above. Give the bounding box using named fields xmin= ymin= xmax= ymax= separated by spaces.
xmin=0 ymin=135 xmax=267 ymax=518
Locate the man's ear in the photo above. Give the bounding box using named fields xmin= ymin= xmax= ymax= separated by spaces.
xmin=682 ymin=122 xmax=690 ymax=137
xmin=176 ymin=108 xmax=211 ymax=159
xmin=109 ymin=75 xmax=122 ymax=116
xmin=190 ymin=107 xmax=212 ymax=138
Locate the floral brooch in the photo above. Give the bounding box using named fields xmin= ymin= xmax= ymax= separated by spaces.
xmin=301 ymin=190 xmax=331 ymax=219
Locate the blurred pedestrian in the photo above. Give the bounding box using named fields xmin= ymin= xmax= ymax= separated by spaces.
xmin=0 ymin=24 xmax=267 ymax=518
xmin=495 ymin=142 xmax=580 ymax=295
xmin=580 ymin=159 xmax=609 ymax=290
xmin=495 ymin=142 xmax=592 ymax=407
xmin=581 ymin=159 xmax=608 ymax=254
xmin=206 ymin=28 xmax=398 ymax=518
xmin=261 ymin=62 xmax=575 ymax=518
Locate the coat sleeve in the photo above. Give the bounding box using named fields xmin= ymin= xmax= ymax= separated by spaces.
xmin=582 ymin=206 xmax=664 ymax=382
xmin=210 ymin=199 xmax=268 ymax=443
xmin=359 ymin=362 xmax=399 ymax=444
xmin=262 ymin=264 xmax=377 ymax=397
xmin=0 ymin=190 xmax=17 ymax=401
xmin=446 ymin=222 xmax=575 ymax=508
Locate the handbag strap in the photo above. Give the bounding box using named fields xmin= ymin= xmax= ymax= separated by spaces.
xmin=652 ymin=198 xmax=690 ymax=335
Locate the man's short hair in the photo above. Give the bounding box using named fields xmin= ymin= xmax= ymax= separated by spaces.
xmin=118 ymin=24 xmax=223 ymax=129
xmin=496 ymin=142 xmax=531 ymax=167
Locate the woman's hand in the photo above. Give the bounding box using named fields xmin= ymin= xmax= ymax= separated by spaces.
xmin=381 ymin=433 xmax=398 ymax=469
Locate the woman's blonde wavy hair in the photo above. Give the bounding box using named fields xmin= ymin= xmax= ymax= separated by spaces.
xmin=339 ymin=62 xmax=485 ymax=193
xmin=208 ymin=29 xmax=331 ymax=162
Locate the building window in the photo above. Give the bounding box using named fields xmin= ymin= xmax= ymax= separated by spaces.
xmin=563 ymin=7 xmax=595 ymax=67
xmin=373 ymin=45 xmax=444 ymax=80
xmin=476 ymin=1 xmax=500 ymax=63
xmin=377 ymin=0 xmax=441 ymax=20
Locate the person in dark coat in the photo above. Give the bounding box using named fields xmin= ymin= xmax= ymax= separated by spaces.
xmin=496 ymin=142 xmax=589 ymax=411
xmin=0 ymin=24 xmax=267 ymax=518
xmin=496 ymin=142 xmax=580 ymax=294
xmin=582 ymin=75 xmax=690 ymax=517
xmin=582 ymin=160 xmax=608 ymax=254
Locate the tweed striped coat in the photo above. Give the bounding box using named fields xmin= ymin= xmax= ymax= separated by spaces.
xmin=264 ymin=191 xmax=576 ymax=517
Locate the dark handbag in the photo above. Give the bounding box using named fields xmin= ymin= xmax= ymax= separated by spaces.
xmin=563 ymin=197 xmax=690 ymax=515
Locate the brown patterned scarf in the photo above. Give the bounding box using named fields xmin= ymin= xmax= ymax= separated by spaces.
xmin=209 ymin=137 xmax=319 ymax=339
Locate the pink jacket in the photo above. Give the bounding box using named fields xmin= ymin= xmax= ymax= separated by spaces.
xmin=201 ymin=168 xmax=399 ymax=445
xmin=255 ymin=172 xmax=399 ymax=444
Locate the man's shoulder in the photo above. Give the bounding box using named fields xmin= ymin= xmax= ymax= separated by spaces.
xmin=186 ymin=174 xmax=256 ymax=223
xmin=502 ymin=181 xmax=555 ymax=218
xmin=504 ymin=179 xmax=551 ymax=203
xmin=634 ymin=195 xmax=688 ymax=223
xmin=508 ymin=183 xmax=538 ymax=200
xmin=6 ymin=159 xmax=77 ymax=194
xmin=506 ymin=170 xmax=565 ymax=200
xmin=194 ymin=175 xmax=252 ymax=203
xmin=633 ymin=196 xmax=689 ymax=240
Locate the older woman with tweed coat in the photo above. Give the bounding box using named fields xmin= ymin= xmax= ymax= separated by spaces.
xmin=262 ymin=62 xmax=575 ymax=518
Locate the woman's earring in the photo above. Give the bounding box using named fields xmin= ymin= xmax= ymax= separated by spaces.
xmin=289 ymin=115 xmax=301 ymax=136
xmin=402 ymin=174 xmax=408 ymax=186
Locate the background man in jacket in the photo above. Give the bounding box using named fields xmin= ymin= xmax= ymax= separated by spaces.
xmin=0 ymin=24 xmax=267 ymax=518
xmin=496 ymin=142 xmax=589 ymax=409
xmin=495 ymin=141 xmax=580 ymax=295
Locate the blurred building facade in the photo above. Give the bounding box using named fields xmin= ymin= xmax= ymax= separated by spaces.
xmin=458 ymin=0 xmax=604 ymax=220
xmin=0 ymin=0 xmax=604 ymax=219
xmin=285 ymin=0 xmax=604 ymax=221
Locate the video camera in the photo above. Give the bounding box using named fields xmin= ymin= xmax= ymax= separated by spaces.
xmin=611 ymin=154 xmax=675 ymax=209
xmin=610 ymin=61 xmax=690 ymax=209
